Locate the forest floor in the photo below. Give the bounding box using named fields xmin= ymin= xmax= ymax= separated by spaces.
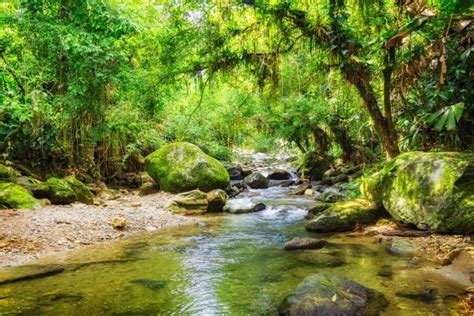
xmin=0 ymin=191 xmax=200 ymax=267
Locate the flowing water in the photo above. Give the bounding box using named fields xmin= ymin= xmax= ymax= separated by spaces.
xmin=0 ymin=154 xmax=467 ymax=315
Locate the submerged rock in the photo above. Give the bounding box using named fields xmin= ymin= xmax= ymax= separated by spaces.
xmin=387 ymin=239 xmax=418 ymax=257
xmin=206 ymin=189 xmax=228 ymax=212
xmin=306 ymin=199 xmax=387 ymax=233
xmin=243 ymin=172 xmax=269 ymax=189
xmin=283 ymin=237 xmax=327 ymax=250
xmin=145 ymin=142 xmax=230 ymax=193
xmin=279 ymin=273 xmax=388 ymax=315
xmin=267 ymin=169 xmax=292 ymax=180
xmin=167 ymin=190 xmax=208 ymax=215
xmin=0 ymin=182 xmax=44 ymax=209
xmin=361 ymin=152 xmax=474 ymax=233
xmin=130 ymin=279 xmax=167 ymax=292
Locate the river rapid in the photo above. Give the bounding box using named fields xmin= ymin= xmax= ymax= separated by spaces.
xmin=0 ymin=152 xmax=466 ymax=315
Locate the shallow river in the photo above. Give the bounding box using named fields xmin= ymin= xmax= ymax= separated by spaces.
xmin=0 ymin=160 xmax=467 ymax=315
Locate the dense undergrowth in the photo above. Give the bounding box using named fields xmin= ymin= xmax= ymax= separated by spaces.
xmin=1 ymin=0 xmax=472 ymax=182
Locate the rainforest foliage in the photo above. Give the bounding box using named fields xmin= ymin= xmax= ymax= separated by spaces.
xmin=1 ymin=0 xmax=473 ymax=180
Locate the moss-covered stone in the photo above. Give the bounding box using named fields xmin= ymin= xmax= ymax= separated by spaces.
xmin=145 ymin=142 xmax=230 ymax=193
xmin=206 ymin=189 xmax=228 ymax=212
xmin=14 ymin=176 xmax=50 ymax=199
xmin=0 ymin=182 xmax=44 ymax=209
xmin=45 ymin=177 xmax=78 ymax=204
xmin=167 ymin=190 xmax=208 ymax=215
xmin=361 ymin=152 xmax=474 ymax=233
xmin=0 ymin=164 xmax=21 ymax=182
xmin=306 ymin=199 xmax=387 ymax=233
xmin=63 ymin=176 xmax=94 ymax=205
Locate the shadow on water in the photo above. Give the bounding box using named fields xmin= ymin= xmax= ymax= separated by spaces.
xmin=0 ymin=182 xmax=467 ymax=315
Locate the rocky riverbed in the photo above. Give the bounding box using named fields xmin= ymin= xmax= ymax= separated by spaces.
xmin=0 ymin=191 xmax=199 ymax=267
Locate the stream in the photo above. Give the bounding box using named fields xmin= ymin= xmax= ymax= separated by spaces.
xmin=0 ymin=153 xmax=467 ymax=315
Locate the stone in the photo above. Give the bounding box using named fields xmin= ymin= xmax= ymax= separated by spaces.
xmin=279 ymin=273 xmax=388 ymax=315
xmin=130 ymin=202 xmax=141 ymax=207
xmin=387 ymin=239 xmax=418 ymax=256
xmin=167 ymin=190 xmax=208 ymax=215
xmin=318 ymin=190 xmax=345 ymax=203
xmin=111 ymin=217 xmax=127 ymax=230
xmin=63 ymin=176 xmax=94 ymax=205
xmin=267 ymin=169 xmax=292 ymax=180
xmin=304 ymin=189 xmax=314 ymax=196
xmin=224 ymin=164 xmax=244 ymax=180
xmin=307 ymin=202 xmax=333 ymax=216
xmin=243 ymin=172 xmax=269 ymax=189
xmin=145 ymin=142 xmax=230 ymax=193
xmin=139 ymin=182 xmax=159 ymax=196
xmin=223 ymin=201 xmax=266 ymax=214
xmin=14 ymin=176 xmax=50 ymax=199
xmin=306 ymin=199 xmax=387 ymax=233
xmin=283 ymin=237 xmax=327 ymax=250
xmin=361 ymin=152 xmax=474 ymax=233
xmin=289 ymin=184 xmax=311 ymax=195
xmin=0 ymin=182 xmax=44 ymax=209
xmin=206 ymin=189 xmax=228 ymax=212
xmin=46 ymin=176 xmax=94 ymax=205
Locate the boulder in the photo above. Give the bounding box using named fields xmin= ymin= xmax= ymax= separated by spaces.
xmin=63 ymin=176 xmax=94 ymax=204
xmin=206 ymin=189 xmax=228 ymax=212
xmin=361 ymin=152 xmax=474 ymax=233
xmin=139 ymin=183 xmax=159 ymax=196
xmin=167 ymin=190 xmax=208 ymax=215
xmin=14 ymin=176 xmax=50 ymax=199
xmin=45 ymin=177 xmax=77 ymax=204
xmin=0 ymin=182 xmax=44 ymax=209
xmin=306 ymin=199 xmax=387 ymax=233
xmin=223 ymin=201 xmax=266 ymax=214
xmin=267 ymin=169 xmax=292 ymax=180
xmin=243 ymin=172 xmax=269 ymax=189
xmin=145 ymin=142 xmax=230 ymax=193
xmin=279 ymin=273 xmax=388 ymax=315
xmin=46 ymin=177 xmax=94 ymax=205
xmin=224 ymin=164 xmax=244 ymax=180
xmin=0 ymin=164 xmax=20 ymax=182
xmin=283 ymin=237 xmax=327 ymax=250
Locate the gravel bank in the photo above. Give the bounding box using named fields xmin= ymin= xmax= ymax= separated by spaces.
xmin=0 ymin=191 xmax=198 ymax=267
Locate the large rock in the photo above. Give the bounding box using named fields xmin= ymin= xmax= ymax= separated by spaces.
xmin=145 ymin=142 xmax=230 ymax=193
xmin=223 ymin=200 xmax=266 ymax=214
xmin=206 ymin=189 xmax=228 ymax=212
xmin=306 ymin=199 xmax=387 ymax=233
xmin=14 ymin=176 xmax=50 ymax=199
xmin=0 ymin=182 xmax=44 ymax=209
xmin=243 ymin=172 xmax=269 ymax=189
xmin=167 ymin=190 xmax=208 ymax=215
xmin=223 ymin=163 xmax=244 ymax=180
xmin=361 ymin=152 xmax=474 ymax=233
xmin=279 ymin=273 xmax=388 ymax=315
xmin=267 ymin=169 xmax=292 ymax=180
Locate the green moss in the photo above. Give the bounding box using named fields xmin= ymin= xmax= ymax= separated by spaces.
xmin=0 ymin=164 xmax=21 ymax=182
xmin=363 ymin=151 xmax=474 ymax=233
xmin=46 ymin=177 xmax=78 ymax=204
xmin=306 ymin=199 xmax=387 ymax=232
xmin=14 ymin=176 xmax=50 ymax=198
xmin=0 ymin=182 xmax=44 ymax=209
xmin=64 ymin=176 xmax=94 ymax=204
xmin=145 ymin=142 xmax=230 ymax=193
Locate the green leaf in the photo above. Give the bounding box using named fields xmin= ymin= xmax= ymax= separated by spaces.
xmin=446 ymin=108 xmax=456 ymax=131
xmin=453 ymin=102 xmax=464 ymax=121
xmin=434 ymin=111 xmax=449 ymax=131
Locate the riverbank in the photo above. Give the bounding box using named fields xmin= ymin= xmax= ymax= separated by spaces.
xmin=0 ymin=191 xmax=200 ymax=267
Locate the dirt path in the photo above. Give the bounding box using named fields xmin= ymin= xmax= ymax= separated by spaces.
xmin=0 ymin=191 xmax=199 ymax=267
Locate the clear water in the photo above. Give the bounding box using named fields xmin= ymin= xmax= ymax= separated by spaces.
xmin=0 ymin=187 xmax=466 ymax=315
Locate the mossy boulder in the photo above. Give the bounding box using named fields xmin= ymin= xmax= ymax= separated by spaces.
xmin=306 ymin=199 xmax=387 ymax=233
xmin=167 ymin=190 xmax=208 ymax=215
xmin=63 ymin=176 xmax=94 ymax=204
xmin=279 ymin=273 xmax=388 ymax=315
xmin=0 ymin=182 xmax=44 ymax=209
xmin=361 ymin=152 xmax=474 ymax=233
xmin=0 ymin=164 xmax=20 ymax=182
xmin=46 ymin=177 xmax=77 ymax=204
xmin=15 ymin=176 xmax=50 ymax=199
xmin=145 ymin=142 xmax=230 ymax=193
